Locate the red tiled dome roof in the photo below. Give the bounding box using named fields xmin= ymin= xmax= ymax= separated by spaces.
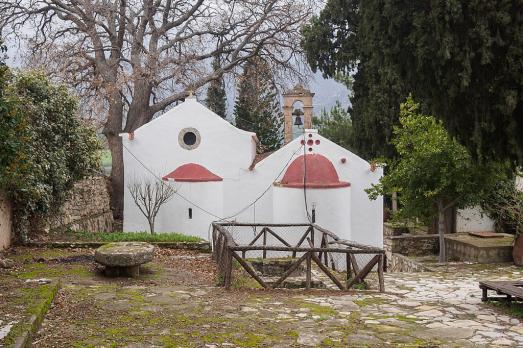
xmin=279 ymin=154 xmax=350 ymax=189
xmin=162 ymin=163 xmax=222 ymax=182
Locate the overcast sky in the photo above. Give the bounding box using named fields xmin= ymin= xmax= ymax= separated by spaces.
xmin=4 ymin=18 xmax=350 ymax=118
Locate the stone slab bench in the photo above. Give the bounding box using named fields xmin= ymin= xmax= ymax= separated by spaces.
xmin=95 ymin=242 xmax=155 ymax=277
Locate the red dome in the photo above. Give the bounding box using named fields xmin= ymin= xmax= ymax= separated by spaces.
xmin=278 ymin=154 xmax=350 ymax=189
xmin=162 ymin=163 xmax=222 ymax=182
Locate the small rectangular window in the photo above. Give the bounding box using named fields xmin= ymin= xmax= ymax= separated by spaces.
xmin=188 ymin=208 xmax=192 ymax=219
xmin=312 ymin=208 xmax=316 ymax=223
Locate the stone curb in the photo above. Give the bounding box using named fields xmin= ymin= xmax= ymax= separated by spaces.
xmin=8 ymin=280 xmax=60 ymax=348
xmin=22 ymin=241 xmax=211 ymax=252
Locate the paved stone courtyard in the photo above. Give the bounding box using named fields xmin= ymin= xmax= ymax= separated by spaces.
xmin=1 ymin=247 xmax=522 ymax=347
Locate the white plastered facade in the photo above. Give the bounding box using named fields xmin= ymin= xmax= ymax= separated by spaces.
xmin=455 ymin=176 xmax=523 ymax=233
xmin=123 ymin=97 xmax=383 ymax=247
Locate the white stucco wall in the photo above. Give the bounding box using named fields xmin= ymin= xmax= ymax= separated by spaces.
xmin=123 ymin=96 xmax=255 ymax=236
xmin=240 ymin=132 xmax=383 ymax=247
xmin=308 ymin=134 xmax=383 ymax=248
xmin=157 ymin=182 xmax=223 ymax=240
xmin=456 ymin=206 xmax=495 ymax=233
xmin=273 ymin=186 xmax=351 ymax=238
xmin=123 ymin=98 xmax=383 ymax=249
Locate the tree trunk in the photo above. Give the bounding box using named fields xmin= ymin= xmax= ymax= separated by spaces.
xmin=124 ymin=83 xmax=154 ymax=132
xmin=437 ymin=200 xmax=446 ymax=263
xmin=103 ymin=90 xmax=125 ymax=221
xmin=391 ymin=191 xmax=398 ymax=212
xmin=148 ymin=219 xmax=155 ymax=235
xmin=105 ymin=81 xmax=157 ymax=222
xmin=108 ymin=134 xmax=124 ymax=220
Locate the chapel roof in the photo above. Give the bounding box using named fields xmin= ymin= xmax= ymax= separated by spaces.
xmin=276 ymin=154 xmax=350 ymax=189
xmin=162 ymin=163 xmax=223 ymax=182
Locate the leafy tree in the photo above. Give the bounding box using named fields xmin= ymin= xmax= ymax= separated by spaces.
xmin=206 ymin=56 xmax=227 ymax=118
xmin=0 ymin=43 xmax=25 ymax=192
xmin=367 ymin=97 xmax=506 ymax=262
xmin=302 ymin=0 xmax=407 ymax=160
xmin=2 ymin=71 xmax=101 ymax=241
xmin=234 ymin=58 xmax=283 ymax=152
xmin=314 ymin=101 xmax=353 ymax=151
xmin=2 ymin=0 xmax=312 ymax=219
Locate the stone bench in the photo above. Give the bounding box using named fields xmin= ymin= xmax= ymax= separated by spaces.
xmin=95 ymin=242 xmax=155 ymax=277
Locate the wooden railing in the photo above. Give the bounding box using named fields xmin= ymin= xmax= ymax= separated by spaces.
xmin=212 ymin=222 xmax=385 ymax=292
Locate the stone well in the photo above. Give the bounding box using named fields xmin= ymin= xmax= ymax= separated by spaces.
xmin=249 ymin=258 xmax=327 ymax=289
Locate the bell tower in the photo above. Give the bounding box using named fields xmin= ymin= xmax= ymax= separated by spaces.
xmin=282 ymin=85 xmax=314 ymax=144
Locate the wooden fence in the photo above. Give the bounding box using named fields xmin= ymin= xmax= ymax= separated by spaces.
xmin=212 ymin=222 xmax=385 ymax=292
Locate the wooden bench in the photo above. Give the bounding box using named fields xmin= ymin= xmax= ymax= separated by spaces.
xmin=479 ymin=280 xmax=523 ymax=302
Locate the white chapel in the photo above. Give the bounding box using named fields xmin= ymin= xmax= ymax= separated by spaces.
xmin=122 ymin=86 xmax=383 ymax=247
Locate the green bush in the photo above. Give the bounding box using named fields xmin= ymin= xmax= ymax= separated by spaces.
xmin=0 ymin=70 xmax=101 ymax=241
xmin=480 ymin=178 xmax=523 ymax=234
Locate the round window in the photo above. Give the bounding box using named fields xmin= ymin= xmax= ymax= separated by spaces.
xmin=178 ymin=128 xmax=201 ymax=150
xmin=183 ymin=132 xmax=197 ymax=146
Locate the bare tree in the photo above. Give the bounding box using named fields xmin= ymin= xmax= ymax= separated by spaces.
xmin=128 ymin=179 xmax=175 ymax=234
xmin=0 ymin=0 xmax=312 ymax=219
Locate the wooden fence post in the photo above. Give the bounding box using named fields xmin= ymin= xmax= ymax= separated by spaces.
xmin=305 ymin=252 xmax=312 ymax=290
xmin=346 ymin=252 xmax=351 ymax=285
xmin=378 ymin=254 xmax=385 ymax=292
xmin=262 ymin=229 xmax=267 ymax=259
xmin=224 ymin=249 xmax=233 ymax=290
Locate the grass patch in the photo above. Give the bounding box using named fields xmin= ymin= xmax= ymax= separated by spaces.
xmin=231 ymin=274 xmax=262 ymax=290
xmin=487 ymin=300 xmax=523 ymax=319
xmin=17 ymin=263 xmax=92 ymax=279
xmin=100 ymin=149 xmax=112 ymax=168
xmin=299 ymin=302 xmax=338 ymax=316
xmin=353 ymin=297 xmax=387 ymax=307
xmin=53 ymin=230 xmax=202 ymax=243
xmin=395 ymin=314 xmax=418 ymax=323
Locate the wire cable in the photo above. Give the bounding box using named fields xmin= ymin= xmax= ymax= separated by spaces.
xmin=220 ymin=143 xmax=304 ymax=220
xmin=302 ymin=131 xmax=313 ymax=223
xmin=123 ymin=143 xmax=223 ymax=220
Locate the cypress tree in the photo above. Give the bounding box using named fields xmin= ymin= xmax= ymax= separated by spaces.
xmin=234 ymin=58 xmax=283 ymax=152
xmin=205 ymin=56 xmax=227 ymax=118
xmin=302 ymin=0 xmax=523 ymax=164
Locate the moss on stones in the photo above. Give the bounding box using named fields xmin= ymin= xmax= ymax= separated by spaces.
xmin=298 ymin=302 xmax=338 ymax=316
xmin=3 ymin=280 xmax=60 ymax=346
xmin=353 ymin=297 xmax=387 ymax=307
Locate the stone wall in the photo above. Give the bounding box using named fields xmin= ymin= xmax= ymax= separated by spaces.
xmin=48 ymin=176 xmax=113 ymax=233
xmin=383 ymin=223 xmax=439 ymax=272
xmin=0 ymin=191 xmax=12 ymax=250
xmin=388 ymin=253 xmax=433 ymax=272
xmin=384 ymin=234 xmax=439 ymax=258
